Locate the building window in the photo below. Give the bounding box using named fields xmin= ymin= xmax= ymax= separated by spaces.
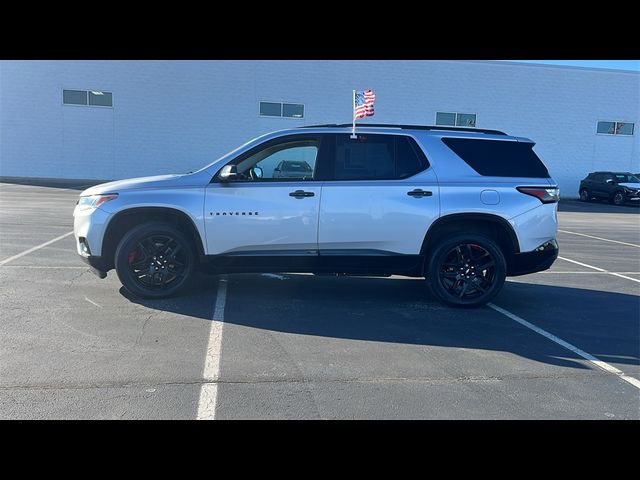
xmin=436 ymin=112 xmax=477 ymax=127
xmin=282 ymin=103 xmax=304 ymax=118
xmin=63 ymin=90 xmax=88 ymax=105
xmin=259 ymin=101 xmax=304 ymax=119
xmin=597 ymin=121 xmax=634 ymax=136
xmin=63 ymin=89 xmax=112 ymax=107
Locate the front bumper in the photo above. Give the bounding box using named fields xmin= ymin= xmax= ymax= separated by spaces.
xmin=74 ymin=204 xmax=112 ymax=278
xmin=80 ymin=255 xmax=108 ymax=278
xmin=507 ymin=239 xmax=558 ymax=276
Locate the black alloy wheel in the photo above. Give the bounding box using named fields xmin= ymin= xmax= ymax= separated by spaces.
xmin=115 ymin=222 xmax=196 ymax=298
xmin=427 ymin=234 xmax=506 ymax=307
xmin=612 ymin=192 xmax=625 ymax=206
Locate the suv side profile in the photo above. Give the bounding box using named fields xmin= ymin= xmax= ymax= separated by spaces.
xmin=73 ymin=124 xmax=559 ymax=307
xmin=579 ymin=171 xmax=640 ymax=205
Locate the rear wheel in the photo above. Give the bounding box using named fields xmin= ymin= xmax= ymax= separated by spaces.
xmin=611 ymin=191 xmax=625 ymax=206
xmin=579 ymin=189 xmax=590 ymax=202
xmin=115 ymin=222 xmax=196 ymax=298
xmin=426 ymin=234 xmax=506 ymax=307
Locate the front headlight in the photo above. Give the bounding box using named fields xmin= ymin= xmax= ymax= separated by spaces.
xmin=77 ymin=193 xmax=118 ymax=211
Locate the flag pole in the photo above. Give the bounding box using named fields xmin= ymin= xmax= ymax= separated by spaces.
xmin=351 ymin=89 xmax=357 ymax=139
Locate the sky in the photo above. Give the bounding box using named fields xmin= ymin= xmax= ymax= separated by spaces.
xmin=505 ymin=60 xmax=639 ymax=72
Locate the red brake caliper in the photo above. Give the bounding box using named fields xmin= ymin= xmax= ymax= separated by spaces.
xmin=127 ymin=251 xmax=136 ymax=265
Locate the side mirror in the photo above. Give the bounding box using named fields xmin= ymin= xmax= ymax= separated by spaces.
xmin=252 ymin=166 xmax=263 ymax=178
xmin=219 ymin=165 xmax=238 ymax=181
xmin=605 ymin=179 xmax=614 ymax=184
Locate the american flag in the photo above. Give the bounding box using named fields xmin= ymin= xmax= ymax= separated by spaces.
xmin=354 ymin=89 xmax=375 ymax=119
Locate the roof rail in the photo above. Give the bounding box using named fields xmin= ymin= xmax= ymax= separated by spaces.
xmin=299 ymin=123 xmax=507 ymax=136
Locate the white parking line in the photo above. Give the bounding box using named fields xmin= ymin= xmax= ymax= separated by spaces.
xmin=558 ymin=256 xmax=640 ymax=284
xmin=537 ymin=271 xmax=640 ymax=274
xmin=558 ymin=229 xmax=640 ymax=248
xmin=0 ymin=231 xmax=74 ymax=266
xmin=0 ymin=265 xmax=87 ymax=269
xmin=196 ymin=276 xmax=228 ymax=420
xmin=488 ymin=303 xmax=640 ymax=390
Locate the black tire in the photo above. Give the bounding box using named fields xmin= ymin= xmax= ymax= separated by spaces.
xmin=611 ymin=191 xmax=625 ymax=206
xmin=579 ymin=189 xmax=590 ymax=202
xmin=426 ymin=234 xmax=506 ymax=308
xmin=115 ymin=222 xmax=197 ymax=299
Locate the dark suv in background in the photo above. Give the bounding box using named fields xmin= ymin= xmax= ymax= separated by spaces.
xmin=579 ymin=172 xmax=640 ymax=205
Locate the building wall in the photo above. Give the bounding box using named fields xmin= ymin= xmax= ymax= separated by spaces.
xmin=1 ymin=60 xmax=638 ymax=196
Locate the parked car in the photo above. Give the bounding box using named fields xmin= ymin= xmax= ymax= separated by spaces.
xmin=74 ymin=124 xmax=559 ymax=307
xmin=579 ymin=171 xmax=640 ymax=205
xmin=273 ymin=160 xmax=313 ymax=179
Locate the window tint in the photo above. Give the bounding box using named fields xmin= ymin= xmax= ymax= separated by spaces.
xmin=593 ymin=173 xmax=605 ymax=182
xmin=442 ymin=138 xmax=550 ymax=178
xmin=333 ymin=134 xmax=427 ymax=180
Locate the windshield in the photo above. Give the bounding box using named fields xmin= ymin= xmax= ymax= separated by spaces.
xmin=193 ymin=132 xmax=276 ymax=175
xmin=614 ymin=174 xmax=640 ymax=183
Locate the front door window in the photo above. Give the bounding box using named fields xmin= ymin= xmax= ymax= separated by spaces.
xmin=233 ymin=140 xmax=319 ymax=181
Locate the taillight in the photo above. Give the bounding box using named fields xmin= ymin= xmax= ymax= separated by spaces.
xmin=517 ymin=186 xmax=560 ymax=204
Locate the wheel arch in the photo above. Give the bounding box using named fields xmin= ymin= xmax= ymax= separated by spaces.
xmin=421 ymin=213 xmax=520 ymax=266
xmin=102 ymin=207 xmax=205 ymax=271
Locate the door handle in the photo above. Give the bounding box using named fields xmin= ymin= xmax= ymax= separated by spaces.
xmin=289 ymin=190 xmax=315 ymax=198
xmin=407 ymin=189 xmax=432 ymax=198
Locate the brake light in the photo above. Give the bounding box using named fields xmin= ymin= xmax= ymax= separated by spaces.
xmin=517 ymin=187 xmax=560 ymax=204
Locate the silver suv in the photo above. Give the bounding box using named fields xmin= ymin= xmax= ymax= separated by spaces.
xmin=74 ymin=124 xmax=559 ymax=307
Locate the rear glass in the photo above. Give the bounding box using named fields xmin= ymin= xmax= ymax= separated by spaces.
xmin=442 ymin=138 xmax=550 ymax=178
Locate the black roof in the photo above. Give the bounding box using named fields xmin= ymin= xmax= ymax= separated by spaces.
xmin=300 ymin=123 xmax=507 ymax=136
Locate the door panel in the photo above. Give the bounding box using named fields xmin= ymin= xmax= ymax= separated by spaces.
xmin=318 ymin=172 xmax=440 ymax=255
xmin=204 ymin=182 xmax=321 ymax=255
xmin=318 ymin=133 xmax=440 ymax=256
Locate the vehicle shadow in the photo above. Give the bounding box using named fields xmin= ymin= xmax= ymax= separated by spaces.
xmin=559 ymin=199 xmax=640 ymax=214
xmin=121 ymin=273 xmax=639 ymax=371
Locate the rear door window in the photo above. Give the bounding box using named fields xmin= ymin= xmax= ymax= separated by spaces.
xmin=332 ymin=134 xmax=429 ymax=181
xmin=441 ymin=138 xmax=550 ymax=178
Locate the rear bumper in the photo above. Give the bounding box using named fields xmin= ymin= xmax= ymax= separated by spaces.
xmin=508 ymin=239 xmax=558 ymax=276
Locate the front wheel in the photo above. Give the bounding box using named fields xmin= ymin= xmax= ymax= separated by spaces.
xmin=426 ymin=234 xmax=506 ymax=307
xmin=115 ymin=222 xmax=196 ymax=298
xmin=611 ymin=191 xmax=625 ymax=206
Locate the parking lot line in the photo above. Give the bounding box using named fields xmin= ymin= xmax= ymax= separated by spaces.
xmin=196 ymin=276 xmax=228 ymax=420
xmin=0 ymin=265 xmax=87 ymax=269
xmin=537 ymin=271 xmax=640 ymax=274
xmin=558 ymin=256 xmax=640 ymax=284
xmin=0 ymin=231 xmax=74 ymax=266
xmin=488 ymin=303 xmax=640 ymax=390
xmin=559 ymin=229 xmax=640 ymax=248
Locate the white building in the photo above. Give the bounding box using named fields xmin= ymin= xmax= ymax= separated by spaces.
xmin=1 ymin=60 xmax=638 ymax=196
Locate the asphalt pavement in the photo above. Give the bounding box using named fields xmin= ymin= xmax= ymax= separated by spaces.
xmin=0 ymin=183 xmax=638 ymax=419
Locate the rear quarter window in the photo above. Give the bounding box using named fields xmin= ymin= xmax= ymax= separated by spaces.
xmin=442 ymin=138 xmax=550 ymax=178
